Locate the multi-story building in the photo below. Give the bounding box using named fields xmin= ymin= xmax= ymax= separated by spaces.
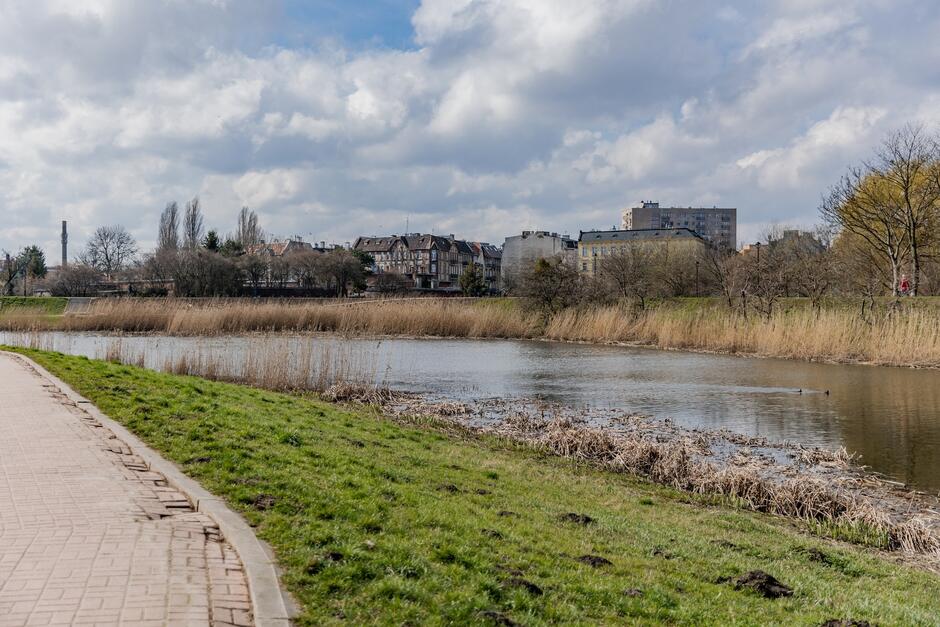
xmin=354 ymin=233 xmax=500 ymax=292
xmin=622 ymin=201 xmax=736 ymax=250
xmin=501 ymin=231 xmax=577 ymax=283
xmin=470 ymin=242 xmax=503 ymax=293
xmin=577 ymin=228 xmax=707 ymax=276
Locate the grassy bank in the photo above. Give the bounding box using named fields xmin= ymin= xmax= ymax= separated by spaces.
xmin=8 ymin=348 xmax=940 ymax=625
xmin=0 ymin=296 xmax=67 ymax=315
xmin=4 ymin=296 xmax=940 ymax=368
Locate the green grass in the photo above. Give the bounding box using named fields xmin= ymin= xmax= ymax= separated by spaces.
xmin=8 ymin=347 xmax=940 ymax=626
xmin=0 ymin=296 xmax=67 ymax=315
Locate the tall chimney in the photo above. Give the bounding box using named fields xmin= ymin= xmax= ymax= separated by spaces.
xmin=61 ymin=220 xmax=68 ymax=267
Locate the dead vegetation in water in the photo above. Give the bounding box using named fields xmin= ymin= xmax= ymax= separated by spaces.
xmin=381 ymin=397 xmax=940 ymax=559
xmin=320 ymin=382 xmax=411 ymax=405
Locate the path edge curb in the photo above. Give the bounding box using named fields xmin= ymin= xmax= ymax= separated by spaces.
xmin=4 ymin=351 xmax=296 ymax=627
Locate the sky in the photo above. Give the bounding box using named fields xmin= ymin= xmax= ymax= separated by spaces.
xmin=2 ymin=0 xmax=940 ymax=259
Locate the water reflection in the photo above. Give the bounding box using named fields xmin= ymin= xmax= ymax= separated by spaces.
xmin=4 ymin=332 xmax=940 ymax=492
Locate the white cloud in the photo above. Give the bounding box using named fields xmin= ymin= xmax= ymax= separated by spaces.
xmin=0 ymin=0 xmax=938 ymax=256
xmin=736 ymin=106 xmax=886 ymax=189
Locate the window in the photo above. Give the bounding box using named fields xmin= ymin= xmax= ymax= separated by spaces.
xmin=592 ymin=246 xmax=597 ymax=256
xmin=431 ymin=249 xmax=438 ymax=261
xmin=581 ymin=247 xmax=587 ymax=257
xmin=581 ymin=262 xmax=587 ymax=271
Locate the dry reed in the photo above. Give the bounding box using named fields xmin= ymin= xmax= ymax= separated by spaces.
xmin=4 ymin=296 xmax=940 ymax=367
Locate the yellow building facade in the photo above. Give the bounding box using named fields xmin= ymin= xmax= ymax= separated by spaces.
xmin=577 ymin=228 xmax=707 ymax=275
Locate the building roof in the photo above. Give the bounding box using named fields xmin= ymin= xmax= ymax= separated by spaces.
xmin=471 ymin=242 xmax=502 ymax=259
xmin=627 ymin=204 xmax=736 ymax=212
xmin=356 ymin=233 xmax=482 ymax=255
xmin=354 ymin=237 xmax=401 ymax=252
xmin=578 ymin=228 xmax=706 ymax=242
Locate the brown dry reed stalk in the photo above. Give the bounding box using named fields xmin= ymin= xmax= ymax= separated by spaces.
xmin=4 ymin=297 xmax=940 ymax=366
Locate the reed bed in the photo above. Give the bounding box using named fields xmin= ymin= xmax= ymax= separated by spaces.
xmin=544 ymin=305 xmax=940 ymax=368
xmin=4 ymin=296 xmax=940 ymax=367
xmin=13 ymin=330 xmax=385 ymax=396
xmin=2 ymin=298 xmax=541 ymax=339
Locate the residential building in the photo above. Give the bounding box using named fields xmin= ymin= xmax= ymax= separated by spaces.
xmin=470 ymin=242 xmax=503 ymax=293
xmin=577 ymin=228 xmax=707 ymax=275
xmin=622 ymin=201 xmax=736 ymax=249
xmin=354 ymin=233 xmax=499 ymax=292
xmin=501 ymin=231 xmax=577 ymax=282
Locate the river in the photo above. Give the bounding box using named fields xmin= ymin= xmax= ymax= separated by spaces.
xmin=4 ymin=332 xmax=940 ymax=493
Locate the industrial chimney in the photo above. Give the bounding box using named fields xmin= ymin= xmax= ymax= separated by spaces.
xmin=61 ymin=220 xmax=68 ymax=267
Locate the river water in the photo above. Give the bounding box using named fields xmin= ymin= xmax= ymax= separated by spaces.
xmin=4 ymin=332 xmax=940 ymax=493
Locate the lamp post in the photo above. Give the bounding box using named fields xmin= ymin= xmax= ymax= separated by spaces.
xmin=755 ymin=241 xmax=762 ymax=289
xmin=695 ymin=260 xmax=700 ymax=297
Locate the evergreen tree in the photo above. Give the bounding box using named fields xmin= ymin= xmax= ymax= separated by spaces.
xmin=459 ymin=262 xmax=487 ymax=296
xmin=203 ymin=230 xmax=221 ymax=252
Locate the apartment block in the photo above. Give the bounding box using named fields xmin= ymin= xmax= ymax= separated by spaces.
xmin=622 ymin=201 xmax=736 ymax=249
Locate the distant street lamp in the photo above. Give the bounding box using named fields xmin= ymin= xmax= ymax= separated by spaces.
xmin=695 ymin=260 xmax=700 ymax=297
xmin=755 ymin=241 xmax=762 ymax=288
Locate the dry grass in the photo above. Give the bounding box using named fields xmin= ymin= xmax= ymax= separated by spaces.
xmin=16 ymin=331 xmax=386 ymax=396
xmin=4 ymin=296 xmax=940 ymax=367
xmin=544 ymin=305 xmax=940 ymax=368
xmin=0 ymin=297 xmax=540 ymax=339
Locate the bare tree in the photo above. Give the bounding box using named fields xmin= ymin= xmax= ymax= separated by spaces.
xmin=78 ymin=226 xmax=138 ymax=278
xmin=318 ymin=249 xmax=367 ymax=297
xmin=516 ymin=256 xmax=582 ymax=315
xmin=291 ymin=251 xmax=323 ymax=289
xmin=235 ymin=207 xmax=264 ymax=248
xmin=46 ymin=264 xmax=101 ymax=297
xmin=701 ymin=246 xmax=750 ymax=309
xmin=183 ymin=197 xmax=205 ymax=250
xmin=877 ymin=125 xmax=940 ymax=295
xmin=787 ymin=227 xmax=836 ymax=312
xmin=158 ymin=202 xmax=180 ymax=252
xmin=597 ymin=244 xmax=658 ymax=308
xmin=238 ymin=254 xmax=268 ymax=294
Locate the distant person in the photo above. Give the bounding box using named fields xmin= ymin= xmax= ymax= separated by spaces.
xmin=899 ymin=274 xmax=911 ymax=296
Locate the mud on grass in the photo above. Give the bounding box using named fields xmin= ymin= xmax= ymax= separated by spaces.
xmin=10 ymin=347 xmax=940 ymax=626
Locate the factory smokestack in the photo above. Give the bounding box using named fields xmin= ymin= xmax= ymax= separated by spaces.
xmin=61 ymin=220 xmax=68 ymax=267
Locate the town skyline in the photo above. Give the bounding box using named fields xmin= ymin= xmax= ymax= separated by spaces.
xmin=3 ymin=1 xmax=940 ymax=256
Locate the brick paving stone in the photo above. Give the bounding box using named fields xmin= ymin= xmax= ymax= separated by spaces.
xmin=0 ymin=354 xmax=255 ymax=627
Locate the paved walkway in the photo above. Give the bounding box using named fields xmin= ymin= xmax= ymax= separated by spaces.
xmin=0 ymin=353 xmax=253 ymax=626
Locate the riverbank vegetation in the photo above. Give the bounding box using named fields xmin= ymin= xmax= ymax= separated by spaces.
xmin=4 ymin=296 xmax=940 ymax=368
xmin=0 ymin=296 xmax=67 ymax=315
xmin=8 ymin=347 xmax=940 ymax=625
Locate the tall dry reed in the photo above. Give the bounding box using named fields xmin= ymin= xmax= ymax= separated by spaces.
xmin=4 ymin=297 xmax=940 ymax=367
